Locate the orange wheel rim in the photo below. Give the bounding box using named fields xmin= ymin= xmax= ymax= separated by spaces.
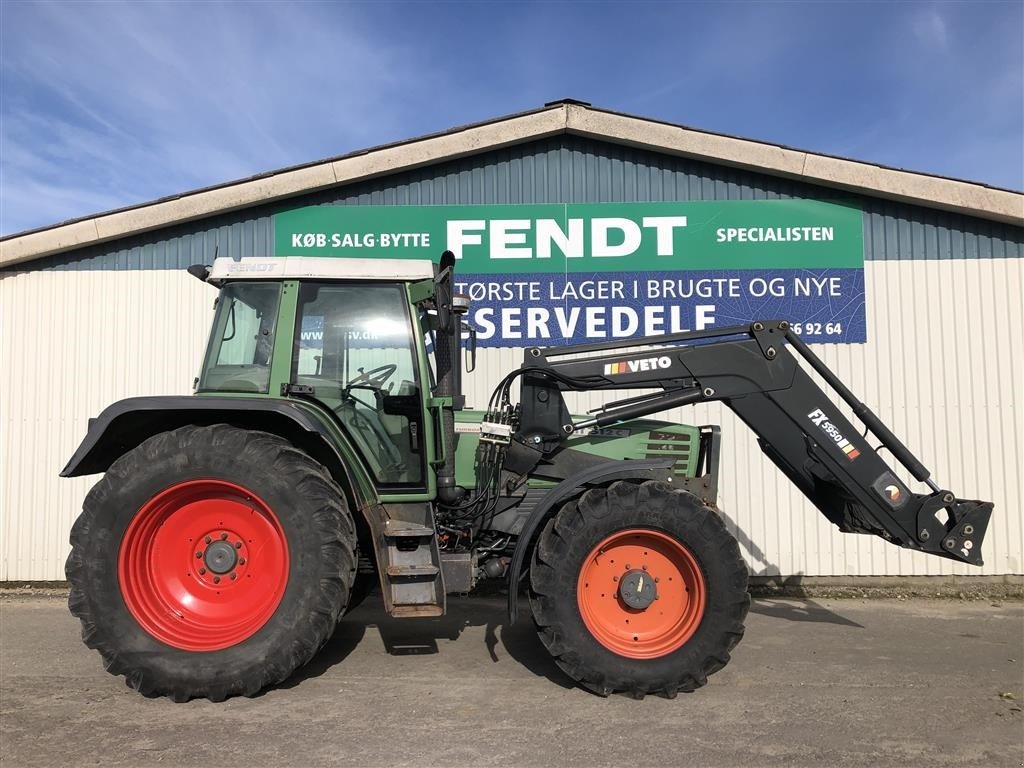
xmin=577 ymin=528 xmax=706 ymax=659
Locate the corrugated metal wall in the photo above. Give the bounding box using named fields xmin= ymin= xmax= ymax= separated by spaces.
xmin=2 ymin=135 xmax=1022 ymax=580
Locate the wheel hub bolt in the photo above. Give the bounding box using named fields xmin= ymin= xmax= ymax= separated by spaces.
xmin=235 ymin=541 xmax=243 ymax=549
xmin=220 ymin=532 xmax=228 ymax=540
xmin=195 ymin=551 xmax=202 ymax=558
xmin=612 ymin=575 xmax=619 ymax=582
xmin=239 ymin=558 xmax=246 ymax=565
xmin=213 ymin=576 xmax=221 ymax=584
xmin=198 ymin=568 xmax=206 ymax=575
xmin=205 ymin=536 xmax=212 ymax=544
xmin=230 ymin=572 xmax=237 ymax=580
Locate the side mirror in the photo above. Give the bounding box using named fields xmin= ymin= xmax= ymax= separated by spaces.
xmin=434 ymin=250 xmax=456 ymax=332
xmin=186 ymin=264 xmax=211 ymax=282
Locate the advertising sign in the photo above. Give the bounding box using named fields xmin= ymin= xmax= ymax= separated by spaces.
xmin=274 ymin=200 xmax=865 ymax=346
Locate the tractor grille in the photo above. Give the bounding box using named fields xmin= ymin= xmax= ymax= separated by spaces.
xmin=643 ymin=430 xmax=696 ymax=476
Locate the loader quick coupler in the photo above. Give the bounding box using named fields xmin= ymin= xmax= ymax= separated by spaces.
xmin=912 ymin=493 xmax=993 ymax=566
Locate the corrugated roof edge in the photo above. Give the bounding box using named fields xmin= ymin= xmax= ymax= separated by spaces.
xmin=2 ymin=100 xmax=1022 ymax=268
xmin=582 ymin=103 xmax=1024 ymax=195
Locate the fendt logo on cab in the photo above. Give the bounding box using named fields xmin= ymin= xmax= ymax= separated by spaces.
xmin=228 ymin=262 xmax=276 ymax=273
xmin=807 ymin=408 xmax=860 ymax=460
xmin=603 ymin=356 xmax=672 ymax=376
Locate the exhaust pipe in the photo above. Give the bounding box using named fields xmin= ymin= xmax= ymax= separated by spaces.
xmin=433 ymin=252 xmax=465 ymax=505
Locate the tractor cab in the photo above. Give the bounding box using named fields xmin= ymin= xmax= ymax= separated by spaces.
xmin=197 ymin=256 xmax=446 ymax=490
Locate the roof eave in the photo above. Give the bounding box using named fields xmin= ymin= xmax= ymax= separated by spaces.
xmin=565 ymin=105 xmax=1024 ymax=226
xmin=2 ymin=102 xmax=1021 ymax=269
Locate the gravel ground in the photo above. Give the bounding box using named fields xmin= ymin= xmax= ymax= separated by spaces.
xmin=1 ymin=593 xmax=1022 ymax=767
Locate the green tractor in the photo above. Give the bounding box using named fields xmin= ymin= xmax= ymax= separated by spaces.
xmin=62 ymin=253 xmax=992 ymax=701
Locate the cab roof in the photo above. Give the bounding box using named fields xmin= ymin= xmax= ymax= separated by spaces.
xmin=207 ymin=256 xmax=435 ymax=283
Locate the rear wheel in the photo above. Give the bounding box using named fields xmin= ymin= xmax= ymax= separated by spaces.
xmin=529 ymin=480 xmax=748 ymax=697
xmin=66 ymin=424 xmax=356 ymax=701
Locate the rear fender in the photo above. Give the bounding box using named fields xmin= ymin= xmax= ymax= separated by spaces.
xmin=60 ymin=396 xmax=377 ymax=510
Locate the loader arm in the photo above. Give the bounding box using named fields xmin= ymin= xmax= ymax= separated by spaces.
xmin=504 ymin=320 xmax=992 ymax=566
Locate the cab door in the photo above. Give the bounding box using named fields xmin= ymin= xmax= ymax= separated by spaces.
xmin=292 ymin=282 xmax=427 ymax=492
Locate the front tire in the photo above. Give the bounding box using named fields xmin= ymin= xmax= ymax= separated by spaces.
xmin=529 ymin=480 xmax=749 ymax=697
xmin=66 ymin=424 xmax=356 ymax=701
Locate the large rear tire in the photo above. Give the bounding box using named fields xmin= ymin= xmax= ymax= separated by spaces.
xmin=66 ymin=424 xmax=356 ymax=701
xmin=529 ymin=480 xmax=749 ymax=697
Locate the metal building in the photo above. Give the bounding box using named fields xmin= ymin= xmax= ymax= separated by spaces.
xmin=2 ymin=101 xmax=1022 ymax=582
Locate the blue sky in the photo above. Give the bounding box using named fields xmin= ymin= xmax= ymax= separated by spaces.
xmin=1 ymin=0 xmax=1021 ymax=235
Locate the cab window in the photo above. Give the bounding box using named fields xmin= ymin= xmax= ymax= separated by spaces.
xmin=198 ymin=282 xmax=281 ymax=393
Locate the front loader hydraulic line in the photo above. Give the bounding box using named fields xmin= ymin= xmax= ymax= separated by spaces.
xmin=509 ymin=320 xmax=994 ymax=566
xmin=574 ymin=387 xmax=704 ymax=430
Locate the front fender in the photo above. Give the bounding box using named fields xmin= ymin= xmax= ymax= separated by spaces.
xmin=60 ymin=395 xmax=376 ymax=506
xmin=506 ymin=458 xmax=676 ymax=624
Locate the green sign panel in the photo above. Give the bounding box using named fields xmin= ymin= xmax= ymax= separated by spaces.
xmin=273 ymin=200 xmax=862 ymax=273
xmin=272 ymin=200 xmax=866 ymax=344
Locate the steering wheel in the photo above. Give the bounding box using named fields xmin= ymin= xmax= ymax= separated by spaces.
xmin=347 ymin=363 xmax=397 ymax=389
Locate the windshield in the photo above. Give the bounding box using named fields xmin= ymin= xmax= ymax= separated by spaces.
xmin=293 ymin=282 xmax=424 ymax=487
xmin=198 ymin=282 xmax=282 ymax=393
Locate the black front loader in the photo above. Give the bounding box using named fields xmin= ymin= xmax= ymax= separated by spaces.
xmin=507 ymin=320 xmax=992 ymax=566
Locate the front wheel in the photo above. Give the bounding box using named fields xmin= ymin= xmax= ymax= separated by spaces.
xmin=529 ymin=480 xmax=749 ymax=697
xmin=66 ymin=424 xmax=357 ymax=701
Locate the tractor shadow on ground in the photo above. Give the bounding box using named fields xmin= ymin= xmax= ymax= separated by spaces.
xmin=270 ymin=620 xmax=368 ymax=692
xmin=271 ymin=581 xmax=863 ymax=694
xmin=272 ymin=590 xmax=576 ymax=693
xmin=714 ymin=509 xmax=864 ymax=629
xmin=274 ymin=507 xmax=865 ymax=693
xmin=493 ymin=610 xmax=577 ymax=690
xmin=747 ymin=597 xmax=864 ymax=628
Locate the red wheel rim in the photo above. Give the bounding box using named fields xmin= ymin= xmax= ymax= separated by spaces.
xmin=577 ymin=528 xmax=706 ymax=659
xmin=118 ymin=479 xmax=289 ymax=651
